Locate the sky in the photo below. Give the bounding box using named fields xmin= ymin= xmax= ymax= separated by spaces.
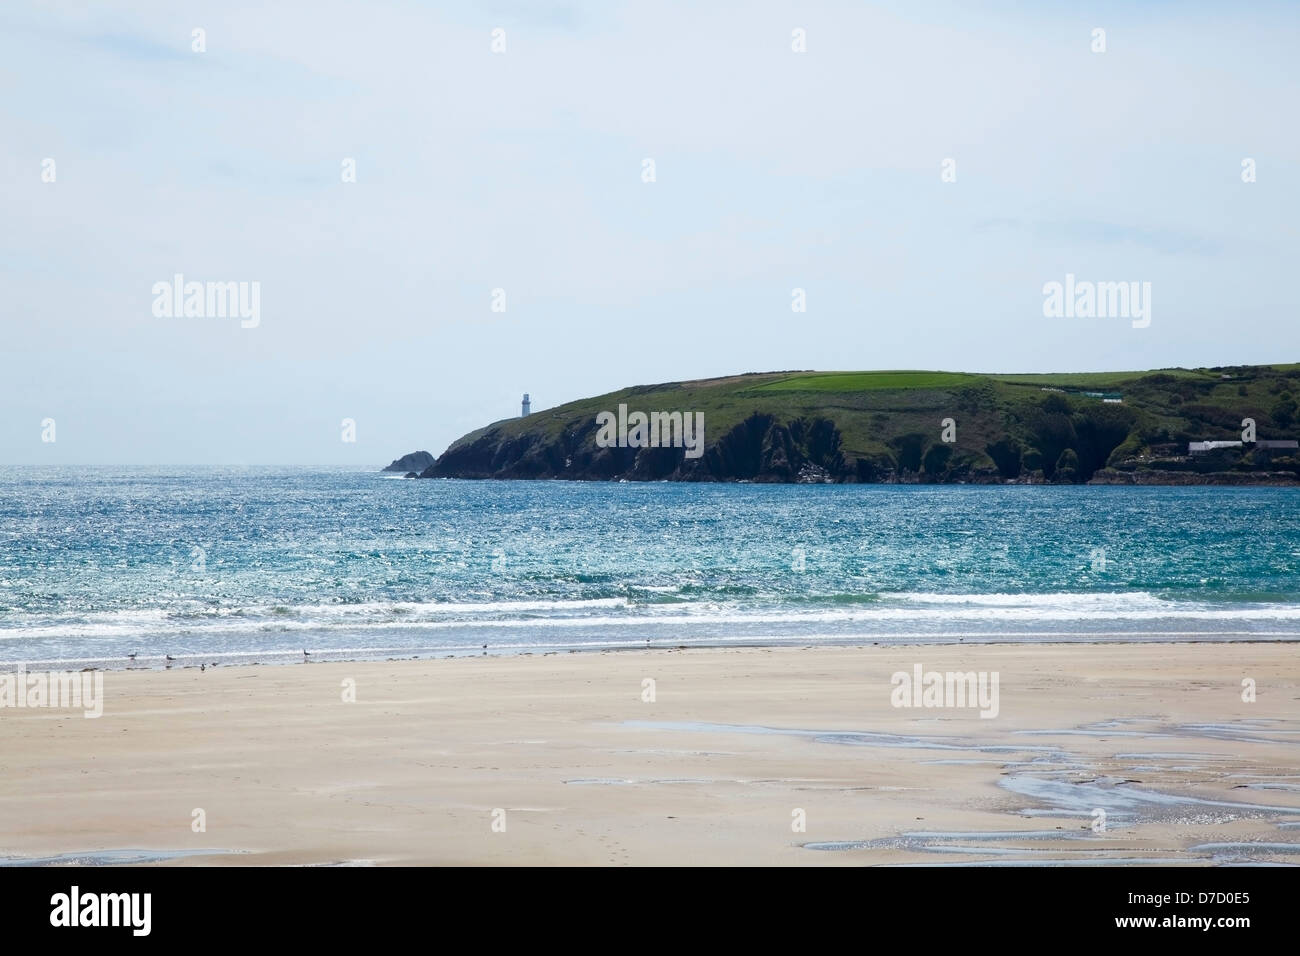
xmin=2 ymin=0 xmax=1298 ymax=465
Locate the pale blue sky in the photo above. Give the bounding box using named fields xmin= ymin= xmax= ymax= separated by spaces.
xmin=2 ymin=0 xmax=1297 ymax=464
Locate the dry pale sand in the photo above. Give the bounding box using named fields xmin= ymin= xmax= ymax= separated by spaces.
xmin=1 ymin=643 xmax=1298 ymax=866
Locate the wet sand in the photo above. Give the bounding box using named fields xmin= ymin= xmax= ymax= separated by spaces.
xmin=1 ymin=643 xmax=1298 ymax=865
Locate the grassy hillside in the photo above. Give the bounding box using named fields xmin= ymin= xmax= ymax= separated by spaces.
xmin=422 ymin=364 xmax=1300 ymax=483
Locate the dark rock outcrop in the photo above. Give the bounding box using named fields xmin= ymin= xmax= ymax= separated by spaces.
xmin=382 ymin=451 xmax=435 ymax=473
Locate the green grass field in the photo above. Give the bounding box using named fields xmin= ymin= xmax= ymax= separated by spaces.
xmin=753 ymin=368 xmax=1243 ymax=393
xmin=753 ymin=371 xmax=982 ymax=392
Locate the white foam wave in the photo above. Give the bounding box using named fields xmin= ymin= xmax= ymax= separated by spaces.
xmin=4 ymin=592 xmax=1300 ymax=642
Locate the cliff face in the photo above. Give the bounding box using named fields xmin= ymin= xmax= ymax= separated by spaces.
xmin=395 ymin=366 xmax=1300 ymax=484
xmin=426 ymin=413 xmax=886 ymax=482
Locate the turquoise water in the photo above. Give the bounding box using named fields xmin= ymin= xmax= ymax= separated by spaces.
xmin=2 ymin=468 xmax=1299 ymax=667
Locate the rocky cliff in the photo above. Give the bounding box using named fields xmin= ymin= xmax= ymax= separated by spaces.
xmin=389 ymin=366 xmax=1300 ymax=484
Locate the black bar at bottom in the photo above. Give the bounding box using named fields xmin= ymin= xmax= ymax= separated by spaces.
xmin=0 ymin=865 xmax=1280 ymax=942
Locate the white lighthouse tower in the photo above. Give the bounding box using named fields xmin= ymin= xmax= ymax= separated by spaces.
xmin=521 ymin=393 xmax=531 ymax=417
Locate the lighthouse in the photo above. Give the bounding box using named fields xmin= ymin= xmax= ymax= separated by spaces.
xmin=521 ymin=393 xmax=531 ymax=417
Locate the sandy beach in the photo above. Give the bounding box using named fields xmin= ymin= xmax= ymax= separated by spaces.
xmin=1 ymin=643 xmax=1298 ymax=866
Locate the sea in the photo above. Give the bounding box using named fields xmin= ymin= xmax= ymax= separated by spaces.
xmin=2 ymin=467 xmax=1299 ymax=668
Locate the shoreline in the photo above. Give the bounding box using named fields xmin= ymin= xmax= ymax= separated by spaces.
xmin=2 ymin=643 xmax=1297 ymax=866
xmin=5 ymin=631 xmax=1300 ymax=674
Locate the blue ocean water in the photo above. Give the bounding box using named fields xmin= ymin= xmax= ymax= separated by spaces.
xmin=2 ymin=467 xmax=1299 ymax=667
